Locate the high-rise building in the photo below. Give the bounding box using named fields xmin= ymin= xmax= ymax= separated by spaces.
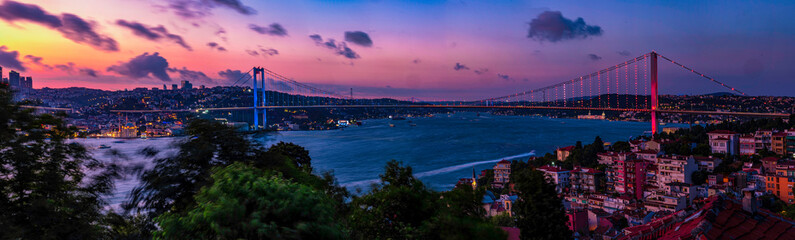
xmin=181 ymin=80 xmax=192 ymax=90
xmin=163 ymin=84 xmax=167 ymax=91
xmin=24 ymin=76 xmax=32 ymax=89
xmin=8 ymin=70 xmax=20 ymax=89
xmin=0 ymin=66 xmax=3 ymax=83
xmin=171 ymin=84 xmax=178 ymax=90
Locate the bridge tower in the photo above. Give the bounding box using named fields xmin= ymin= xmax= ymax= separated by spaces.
xmin=252 ymin=67 xmax=266 ymax=129
xmin=650 ymin=51 xmax=659 ymax=134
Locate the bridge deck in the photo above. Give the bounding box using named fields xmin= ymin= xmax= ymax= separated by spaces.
xmin=107 ymin=105 xmax=790 ymax=118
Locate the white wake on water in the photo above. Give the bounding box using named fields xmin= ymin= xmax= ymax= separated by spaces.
xmin=342 ymin=150 xmax=535 ymax=188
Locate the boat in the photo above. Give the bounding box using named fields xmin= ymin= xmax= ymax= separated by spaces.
xmin=389 ymin=124 xmax=395 ymax=127
xmin=99 ymin=145 xmax=111 ymax=149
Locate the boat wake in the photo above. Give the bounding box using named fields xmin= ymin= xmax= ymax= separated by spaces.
xmin=342 ymin=150 xmax=536 ymax=188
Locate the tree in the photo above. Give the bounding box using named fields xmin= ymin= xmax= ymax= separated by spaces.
xmin=347 ymin=160 xmax=505 ymax=240
xmin=155 ymin=163 xmax=342 ymax=239
xmin=126 ymin=119 xmax=252 ymax=215
xmin=0 ymin=84 xmax=119 ymax=239
xmin=512 ymin=167 xmax=572 ymax=240
xmin=491 ymin=213 xmax=515 ymax=227
xmin=692 ymin=170 xmax=709 ymax=185
xmin=268 ymin=141 xmax=313 ymax=173
xmin=612 ymin=141 xmax=631 ymax=152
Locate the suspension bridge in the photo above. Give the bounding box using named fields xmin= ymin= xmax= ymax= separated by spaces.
xmin=97 ymin=51 xmax=788 ymax=133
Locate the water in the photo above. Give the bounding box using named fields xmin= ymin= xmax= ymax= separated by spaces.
xmin=77 ymin=112 xmax=676 ymax=207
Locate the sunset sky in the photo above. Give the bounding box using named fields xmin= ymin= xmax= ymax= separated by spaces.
xmin=0 ymin=0 xmax=793 ymax=99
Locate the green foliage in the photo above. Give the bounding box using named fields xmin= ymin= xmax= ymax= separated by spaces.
xmin=691 ymin=170 xmax=709 ymax=185
xmin=511 ymin=165 xmax=572 ymax=240
xmin=611 ymin=141 xmax=631 ymax=152
xmin=491 ymin=212 xmax=516 ymax=227
xmin=477 ymin=169 xmax=495 ymax=188
xmin=564 ymin=136 xmax=605 ymax=168
xmin=155 ymin=163 xmax=342 ymax=239
xmin=347 ymin=160 xmax=506 ymax=240
xmin=104 ymin=213 xmax=157 ymax=240
xmin=268 ymin=141 xmax=313 ymax=173
xmin=126 ymin=119 xmax=253 ymax=215
xmin=0 ymin=84 xmax=118 ymax=239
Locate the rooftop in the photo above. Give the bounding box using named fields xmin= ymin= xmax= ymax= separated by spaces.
xmin=708 ymin=130 xmax=738 ymax=135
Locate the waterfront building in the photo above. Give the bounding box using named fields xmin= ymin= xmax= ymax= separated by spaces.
xmin=493 ymin=160 xmax=511 ymax=188
xmin=569 ymin=167 xmax=604 ymax=193
xmin=755 ymin=129 xmax=773 ymax=151
xmin=707 ymin=130 xmax=739 ymax=155
xmin=656 ymin=155 xmax=697 ymax=187
xmin=614 ymin=157 xmax=649 ymax=200
xmin=739 ymin=134 xmax=756 ymax=155
xmin=556 ymin=146 xmax=575 ymax=161
xmin=538 ymin=165 xmax=570 ymax=193
xmin=693 ymin=156 xmax=722 ymax=173
xmin=764 ymin=161 xmax=795 ymax=204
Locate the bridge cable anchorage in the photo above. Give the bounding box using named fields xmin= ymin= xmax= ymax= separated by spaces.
xmin=657 ymin=54 xmax=746 ymax=96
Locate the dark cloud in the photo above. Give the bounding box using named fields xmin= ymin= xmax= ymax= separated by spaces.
xmin=116 ymin=20 xmax=192 ymax=51
xmin=453 ymin=62 xmax=469 ymax=71
xmin=209 ymin=0 xmax=256 ymax=15
xmin=587 ymin=53 xmax=602 ymax=61
xmin=412 ymin=59 xmax=421 ymax=64
xmin=168 ymin=67 xmax=213 ymax=83
xmin=24 ymin=54 xmax=51 ymax=70
xmin=344 ymin=31 xmax=373 ymax=47
xmin=215 ymin=28 xmax=228 ymax=41
xmin=166 ymin=0 xmax=256 ymax=19
xmin=57 ymin=14 xmax=119 ymax=51
xmin=498 ymin=74 xmax=510 ymax=81
xmin=267 ymin=78 xmax=293 ymax=91
xmin=218 ymin=69 xmax=251 ymax=83
xmin=249 ymin=23 xmax=287 ymax=36
xmin=79 ymin=68 xmax=98 ymax=77
xmin=207 ymin=42 xmax=227 ymax=51
xmin=0 ymin=0 xmax=61 ymax=28
xmin=309 ymin=34 xmax=360 ymax=59
xmin=246 ymin=47 xmax=278 ymax=57
xmin=107 ymin=52 xmax=171 ymax=81
xmin=0 ymin=1 xmax=118 ymax=51
xmin=51 ymin=61 xmax=98 ymax=77
xmin=0 ymin=46 xmax=26 ymax=71
xmin=617 ymin=50 xmax=631 ymax=56
xmin=527 ymin=11 xmax=602 ymax=42
xmin=474 ymin=68 xmax=489 ymax=75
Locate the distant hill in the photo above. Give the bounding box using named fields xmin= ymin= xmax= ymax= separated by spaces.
xmin=704 ymin=92 xmax=737 ymax=97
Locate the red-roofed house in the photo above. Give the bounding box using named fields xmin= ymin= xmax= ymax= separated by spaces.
xmin=708 ymin=130 xmax=739 ymax=155
xmin=538 ymin=165 xmax=571 ymax=193
xmin=740 ymin=134 xmax=756 ymax=155
xmin=621 ymin=192 xmax=795 ymax=240
xmin=569 ymin=167 xmax=604 ymax=193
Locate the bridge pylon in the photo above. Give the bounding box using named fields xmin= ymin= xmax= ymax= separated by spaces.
xmin=650 ymin=51 xmax=659 ymax=134
xmin=252 ymin=67 xmax=266 ymax=129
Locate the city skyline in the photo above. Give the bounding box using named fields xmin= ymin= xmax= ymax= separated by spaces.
xmin=0 ymin=0 xmax=794 ymax=99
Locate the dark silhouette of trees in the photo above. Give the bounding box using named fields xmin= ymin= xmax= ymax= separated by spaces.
xmin=511 ymin=164 xmax=572 ymax=240
xmin=155 ymin=163 xmax=342 ymax=239
xmin=0 ymin=84 xmax=121 ymax=239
